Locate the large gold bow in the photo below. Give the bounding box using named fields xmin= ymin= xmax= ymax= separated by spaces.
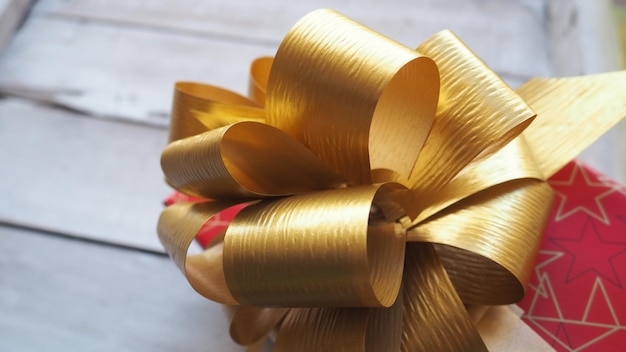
xmin=157 ymin=9 xmax=626 ymax=351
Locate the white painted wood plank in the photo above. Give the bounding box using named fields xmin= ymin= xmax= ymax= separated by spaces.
xmin=0 ymin=224 xmax=548 ymax=351
xmin=0 ymin=1 xmax=547 ymax=125
xmin=0 ymin=98 xmax=171 ymax=252
xmin=0 ymin=0 xmax=33 ymax=55
xmin=547 ymin=0 xmax=626 ymax=185
xmin=0 ymin=16 xmax=276 ymax=126
xmin=0 ymin=225 xmax=257 ymax=352
xmin=32 ymin=0 xmax=550 ymax=78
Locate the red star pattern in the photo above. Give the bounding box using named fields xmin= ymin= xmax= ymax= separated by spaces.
xmin=549 ymin=163 xmax=616 ymax=224
xmin=523 ymin=274 xmax=623 ymax=351
xmin=519 ymin=161 xmax=626 ymax=351
xmin=551 ymin=217 xmax=626 ymax=288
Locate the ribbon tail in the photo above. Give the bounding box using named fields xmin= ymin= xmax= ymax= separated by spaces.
xmin=520 ymin=71 xmax=626 ymax=177
xmin=190 ymin=106 xmax=265 ymax=132
xmin=401 ymin=243 xmax=487 ymax=351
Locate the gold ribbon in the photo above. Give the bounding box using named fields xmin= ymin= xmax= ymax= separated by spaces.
xmin=157 ymin=9 xmax=626 ymax=351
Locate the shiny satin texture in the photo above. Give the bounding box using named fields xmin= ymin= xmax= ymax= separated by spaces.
xmin=157 ymin=8 xmax=626 ymax=351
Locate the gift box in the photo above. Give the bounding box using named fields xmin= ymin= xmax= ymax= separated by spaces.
xmin=156 ymin=8 xmax=626 ymax=351
xmin=519 ymin=160 xmax=626 ymax=351
xmin=164 ymin=158 xmax=626 ymax=350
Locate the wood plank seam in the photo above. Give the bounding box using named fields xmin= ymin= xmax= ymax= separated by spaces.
xmin=0 ymin=221 xmax=168 ymax=257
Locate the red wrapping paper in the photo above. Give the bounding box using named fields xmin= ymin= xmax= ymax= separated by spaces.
xmin=519 ymin=160 xmax=626 ymax=351
xmin=164 ymin=194 xmax=247 ymax=248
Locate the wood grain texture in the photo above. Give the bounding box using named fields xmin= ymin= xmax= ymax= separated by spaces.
xmin=0 ymin=16 xmax=276 ymax=126
xmin=0 ymin=0 xmax=33 ymax=55
xmin=35 ymin=0 xmax=544 ymax=68
xmin=33 ymin=0 xmax=550 ymax=77
xmin=0 ymin=98 xmax=170 ymax=252
xmin=0 ymin=2 xmax=622 ymax=350
xmin=0 ymin=0 xmax=548 ymax=126
xmin=0 ymin=224 xmax=545 ymax=351
xmin=0 ymin=0 xmax=624 ymax=251
xmin=0 ymin=225 xmax=258 ymax=352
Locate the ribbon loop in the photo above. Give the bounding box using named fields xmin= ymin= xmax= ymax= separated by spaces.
xmin=161 ymin=121 xmax=344 ymax=199
xmin=223 ymin=184 xmax=409 ymax=308
xmin=248 ymin=57 xmax=273 ymax=106
xmin=169 ymin=82 xmax=264 ymax=142
xmin=408 ymin=179 xmax=554 ymax=304
xmin=157 ymin=201 xmax=241 ymax=304
xmin=415 ymin=136 xmax=544 ymax=223
xmin=266 ymin=9 xmax=439 ymax=186
xmin=407 ymin=30 xmax=536 ymax=214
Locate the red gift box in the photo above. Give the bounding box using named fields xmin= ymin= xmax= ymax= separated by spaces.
xmin=519 ymin=160 xmax=626 ymax=351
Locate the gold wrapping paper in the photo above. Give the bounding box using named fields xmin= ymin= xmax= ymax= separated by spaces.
xmin=157 ymin=9 xmax=626 ymax=351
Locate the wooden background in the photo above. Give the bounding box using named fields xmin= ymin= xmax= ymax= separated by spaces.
xmin=0 ymin=0 xmax=624 ymax=351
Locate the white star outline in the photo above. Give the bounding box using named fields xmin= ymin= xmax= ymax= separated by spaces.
xmin=598 ymin=174 xmax=626 ymax=197
xmin=523 ymin=250 xmax=626 ymax=351
xmin=550 ymin=162 xmax=618 ymax=225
